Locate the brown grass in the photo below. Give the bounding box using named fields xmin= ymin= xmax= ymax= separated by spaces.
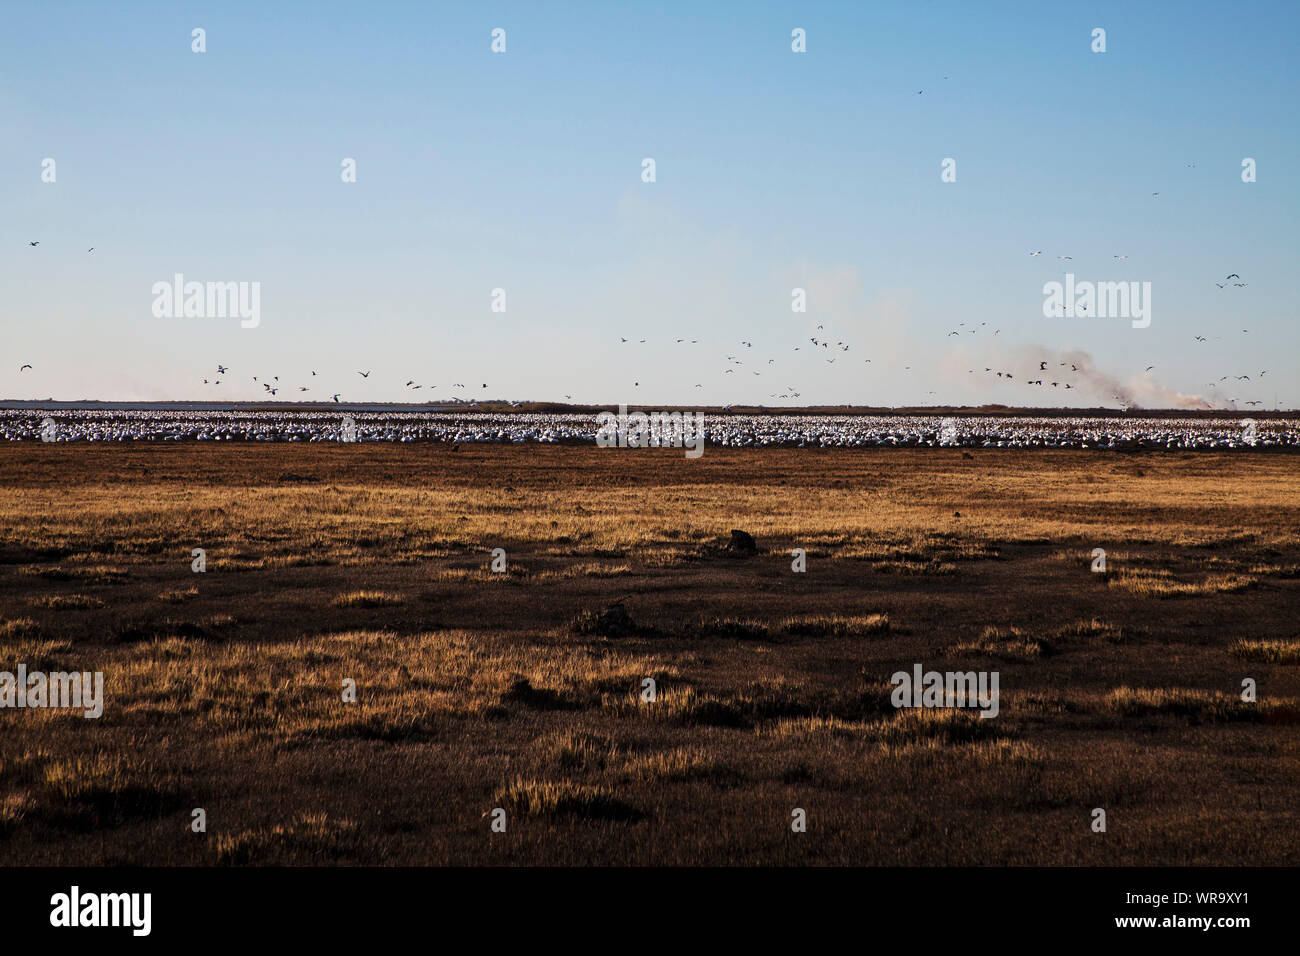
xmin=0 ymin=444 xmax=1297 ymax=865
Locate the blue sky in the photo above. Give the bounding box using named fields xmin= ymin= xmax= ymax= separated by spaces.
xmin=3 ymin=0 xmax=1297 ymax=407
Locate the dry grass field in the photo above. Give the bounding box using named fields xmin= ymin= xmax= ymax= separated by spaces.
xmin=1 ymin=443 xmax=1297 ymax=865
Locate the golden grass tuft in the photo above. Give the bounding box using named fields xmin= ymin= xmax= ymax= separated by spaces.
xmin=0 ymin=617 xmax=42 ymax=640
xmin=1105 ymin=686 xmax=1300 ymax=723
xmin=28 ymin=594 xmax=103 ymax=610
xmin=214 ymin=812 xmax=359 ymax=865
xmin=780 ymin=613 xmax=890 ymax=637
xmin=330 ymin=590 xmax=403 ymax=608
xmin=616 ymin=747 xmax=741 ymax=784
xmin=953 ymin=626 xmax=1051 ymax=660
xmin=1229 ymin=640 xmax=1300 ymax=665
xmin=495 ymin=778 xmax=640 ymax=821
xmin=1108 ymin=568 xmax=1257 ymax=598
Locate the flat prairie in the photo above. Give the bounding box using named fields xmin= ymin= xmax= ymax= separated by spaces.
xmin=1 ymin=444 xmax=1297 ymax=865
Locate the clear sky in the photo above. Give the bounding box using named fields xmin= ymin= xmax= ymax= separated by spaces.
xmin=3 ymin=0 xmax=1297 ymax=408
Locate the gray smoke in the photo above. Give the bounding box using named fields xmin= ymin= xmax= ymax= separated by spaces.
xmin=1008 ymin=346 xmax=1216 ymax=409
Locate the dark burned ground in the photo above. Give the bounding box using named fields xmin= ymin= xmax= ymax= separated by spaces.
xmin=0 ymin=444 xmax=1297 ymax=864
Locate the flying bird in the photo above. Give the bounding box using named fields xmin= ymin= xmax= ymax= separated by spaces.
xmin=20 ymin=364 xmax=32 ymax=371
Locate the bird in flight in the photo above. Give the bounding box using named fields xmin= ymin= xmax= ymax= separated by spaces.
xmin=1029 ymin=251 xmax=1042 ymax=257
xmin=330 ymin=394 xmax=341 ymax=402
xmin=1226 ymin=274 xmax=1240 ymax=280
xmin=28 ymin=241 xmax=38 ymax=247
xmin=358 ymin=370 xmax=370 ymax=378
xmin=19 ymin=364 xmax=32 ymax=371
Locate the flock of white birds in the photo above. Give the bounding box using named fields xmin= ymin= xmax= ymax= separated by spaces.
xmin=1 ymin=410 xmax=1294 ymax=449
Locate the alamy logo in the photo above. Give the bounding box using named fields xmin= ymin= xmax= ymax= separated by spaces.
xmin=1042 ymin=274 xmax=1150 ymax=328
xmin=50 ymin=886 xmax=151 ymax=936
xmin=151 ymin=273 xmax=260 ymax=328
xmin=595 ymin=404 xmax=705 ymax=458
xmin=890 ymin=664 xmax=1000 ymax=718
xmin=0 ymin=665 xmax=103 ymax=718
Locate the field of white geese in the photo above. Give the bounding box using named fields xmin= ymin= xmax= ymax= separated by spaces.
xmin=1 ymin=409 xmax=1297 ymax=449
